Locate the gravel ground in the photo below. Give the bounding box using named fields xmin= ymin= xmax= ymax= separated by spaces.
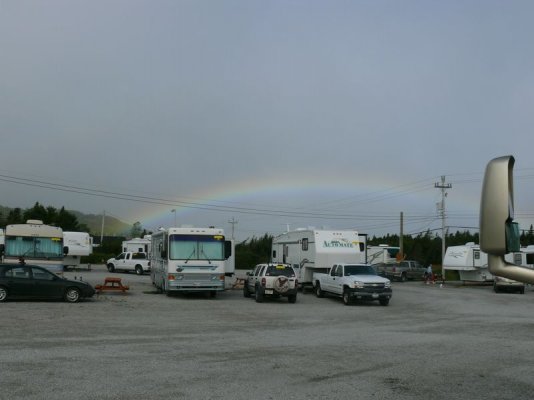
xmin=1 ymin=264 xmax=534 ymax=400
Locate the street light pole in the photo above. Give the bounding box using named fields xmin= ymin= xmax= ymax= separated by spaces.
xmin=171 ymin=209 xmax=177 ymax=227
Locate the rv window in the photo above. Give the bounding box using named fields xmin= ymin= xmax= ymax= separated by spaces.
xmin=302 ymin=238 xmax=308 ymax=251
xmin=527 ymin=254 xmax=534 ymax=265
xmin=272 ymin=250 xmax=276 ymax=259
xmin=474 ymin=251 xmax=480 ymax=260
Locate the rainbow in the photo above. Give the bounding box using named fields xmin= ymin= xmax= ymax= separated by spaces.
xmin=129 ymin=173 xmax=480 ymax=231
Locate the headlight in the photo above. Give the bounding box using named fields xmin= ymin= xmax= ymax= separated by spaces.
xmin=384 ymin=281 xmax=391 ymax=288
xmin=353 ymin=281 xmax=364 ymax=289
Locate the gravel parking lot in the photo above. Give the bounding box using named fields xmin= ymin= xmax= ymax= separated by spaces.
xmin=1 ymin=265 xmax=534 ymax=400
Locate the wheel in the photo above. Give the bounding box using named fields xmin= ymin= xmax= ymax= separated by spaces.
xmin=243 ymin=283 xmax=251 ymax=298
xmin=493 ymin=283 xmax=499 ymax=293
xmin=315 ymin=283 xmax=324 ymax=298
xmin=288 ymin=294 xmax=297 ymax=303
xmin=379 ymin=298 xmax=390 ymax=306
xmin=400 ymin=273 xmax=407 ymax=282
xmin=64 ymin=287 xmax=81 ymax=303
xmin=135 ymin=265 xmax=143 ymax=275
xmin=107 ymin=263 xmax=115 ymax=273
xmin=255 ymin=286 xmax=264 ymax=303
xmin=209 ymin=291 xmax=217 ymax=298
xmin=342 ymin=289 xmax=351 ymax=305
xmin=519 ymin=288 xmax=525 ymax=294
xmin=0 ymin=286 xmax=8 ymax=302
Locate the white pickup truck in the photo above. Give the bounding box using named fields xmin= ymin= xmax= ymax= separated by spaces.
xmin=313 ymin=263 xmax=392 ymax=306
xmin=106 ymin=252 xmax=151 ymax=275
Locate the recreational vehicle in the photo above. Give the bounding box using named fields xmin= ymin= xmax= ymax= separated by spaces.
xmin=271 ymin=229 xmax=367 ymax=289
xmin=63 ymin=231 xmax=93 ymax=270
xmin=1 ymin=220 xmax=67 ymax=273
xmin=443 ymin=242 xmax=534 ymax=282
xmin=367 ymin=245 xmax=400 ymax=265
xmin=122 ymin=236 xmax=151 ymax=255
xmin=150 ymin=226 xmax=233 ymax=297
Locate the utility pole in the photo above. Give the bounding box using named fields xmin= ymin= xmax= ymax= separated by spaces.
xmin=399 ymin=212 xmax=404 ymax=259
xmin=435 ymin=176 xmax=452 ymax=279
xmin=100 ymin=210 xmax=106 ymax=245
xmin=228 ymin=217 xmax=238 ymax=240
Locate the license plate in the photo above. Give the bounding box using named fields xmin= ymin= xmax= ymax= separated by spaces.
xmin=372 ymin=293 xmax=379 ymax=299
xmin=264 ymin=289 xmax=273 ymax=295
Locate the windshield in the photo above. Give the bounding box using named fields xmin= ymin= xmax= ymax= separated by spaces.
xmin=265 ymin=265 xmax=295 ymax=277
xmin=344 ymin=265 xmax=377 ymax=276
xmin=5 ymin=236 xmax=64 ymax=259
xmin=169 ymin=234 xmax=225 ymax=261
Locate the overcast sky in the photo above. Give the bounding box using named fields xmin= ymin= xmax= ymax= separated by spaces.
xmin=1 ymin=0 xmax=534 ymax=241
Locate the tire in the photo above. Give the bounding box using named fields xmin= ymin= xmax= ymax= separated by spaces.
xmin=400 ymin=273 xmax=407 ymax=282
xmin=519 ymin=288 xmax=525 ymax=294
xmin=288 ymin=294 xmax=297 ymax=304
xmin=209 ymin=291 xmax=217 ymax=299
xmin=342 ymin=288 xmax=351 ymax=305
xmin=243 ymin=283 xmax=251 ymax=298
xmin=493 ymin=283 xmax=499 ymax=293
xmin=255 ymin=286 xmax=264 ymax=303
xmin=135 ymin=265 xmax=143 ymax=275
xmin=65 ymin=287 xmax=81 ymax=303
xmin=315 ymin=283 xmax=324 ymax=298
xmin=107 ymin=263 xmax=115 ymax=273
xmin=0 ymin=286 xmax=8 ymax=302
xmin=379 ymin=298 xmax=390 ymax=306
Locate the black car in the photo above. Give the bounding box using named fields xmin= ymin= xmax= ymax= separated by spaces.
xmin=0 ymin=264 xmax=95 ymax=303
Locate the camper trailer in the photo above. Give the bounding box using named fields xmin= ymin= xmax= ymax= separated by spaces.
xmin=367 ymin=245 xmax=400 ymax=265
xmin=443 ymin=242 xmax=534 ymax=282
xmin=1 ymin=220 xmax=67 ymax=273
xmin=63 ymin=231 xmax=93 ymax=270
xmin=122 ymin=236 xmax=151 ymax=255
xmin=271 ymin=229 xmax=367 ymax=290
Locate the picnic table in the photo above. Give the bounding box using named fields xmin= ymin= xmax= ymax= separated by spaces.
xmin=95 ymin=277 xmax=130 ymax=294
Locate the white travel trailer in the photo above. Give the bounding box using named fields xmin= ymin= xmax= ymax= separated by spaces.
xmin=443 ymin=242 xmax=534 ymax=282
xmin=443 ymin=243 xmax=490 ymax=282
xmin=367 ymin=245 xmax=400 ymax=265
xmin=271 ymin=229 xmax=367 ymax=289
xmin=150 ymin=226 xmax=233 ymax=297
xmin=122 ymin=236 xmax=151 ymax=255
xmin=63 ymin=231 xmax=93 ymax=270
xmin=1 ymin=220 xmax=67 ymax=273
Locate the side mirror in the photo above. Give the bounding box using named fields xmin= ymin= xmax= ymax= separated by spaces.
xmin=160 ymin=250 xmax=167 ymax=259
xmin=63 ymin=246 xmax=69 ymax=255
xmin=0 ymin=244 xmax=4 ymax=255
xmin=480 ymin=155 xmax=534 ymax=284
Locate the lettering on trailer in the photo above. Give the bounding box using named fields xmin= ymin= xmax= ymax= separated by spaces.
xmin=322 ymin=239 xmax=359 ymax=248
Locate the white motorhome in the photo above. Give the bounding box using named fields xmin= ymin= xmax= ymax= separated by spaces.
xmin=271 ymin=229 xmax=367 ymax=289
xmin=63 ymin=231 xmax=93 ymax=270
xmin=367 ymin=245 xmax=400 ymax=265
xmin=150 ymin=226 xmax=233 ymax=297
xmin=443 ymin=242 xmax=534 ymax=282
xmin=1 ymin=220 xmax=67 ymax=273
xmin=122 ymin=236 xmax=151 ymax=255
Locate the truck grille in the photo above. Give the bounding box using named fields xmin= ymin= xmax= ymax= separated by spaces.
xmin=363 ymin=283 xmax=386 ymax=289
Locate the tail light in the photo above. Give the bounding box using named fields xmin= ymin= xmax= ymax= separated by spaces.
xmin=168 ymin=274 xmax=175 ymax=281
xmin=261 ymin=277 xmax=266 ymax=287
